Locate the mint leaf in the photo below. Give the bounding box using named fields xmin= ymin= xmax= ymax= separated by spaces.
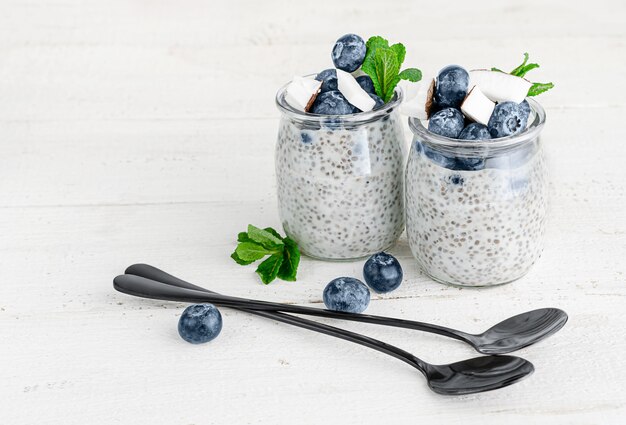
xmin=235 ymin=241 xmax=274 ymax=262
xmin=491 ymin=67 xmax=504 ymax=72
xmin=231 ymin=251 xmax=254 ymax=266
xmin=515 ymin=63 xmax=539 ymax=78
xmin=390 ymin=43 xmax=406 ymax=67
xmin=247 ymin=224 xmax=283 ymax=250
xmin=237 ymin=232 xmax=252 ymax=243
xmin=277 ymin=237 xmax=300 ymax=281
xmin=374 ymin=48 xmax=401 ymax=102
xmin=263 ymin=227 xmax=283 ymax=240
xmin=398 ymin=68 xmax=422 ymax=82
xmin=362 ymin=36 xmax=389 ymax=98
xmin=510 ymin=53 xmax=529 ymax=76
xmin=528 ymin=82 xmax=554 ymax=97
xmin=256 ymin=254 xmax=284 ymax=284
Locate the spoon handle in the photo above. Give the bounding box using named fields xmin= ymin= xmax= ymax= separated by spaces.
xmin=113 ymin=274 xmax=428 ymax=373
xmin=125 ymin=263 xmax=473 ymax=344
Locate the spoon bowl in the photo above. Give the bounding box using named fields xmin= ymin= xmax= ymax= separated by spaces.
xmin=473 ymin=308 xmax=568 ymax=354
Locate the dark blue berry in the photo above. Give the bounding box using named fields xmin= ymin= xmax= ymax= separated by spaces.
xmin=356 ymin=75 xmax=375 ymax=94
xmin=434 ymin=65 xmax=469 ymax=109
xmin=315 ymin=69 xmax=338 ymax=93
xmin=455 ymin=157 xmax=485 ymax=171
xmin=369 ymin=92 xmax=385 ymax=110
xmin=331 ymin=34 xmax=366 ymax=72
xmin=178 ymin=304 xmax=222 ymax=344
xmin=300 ymin=131 xmax=313 ymax=144
xmin=310 ymin=91 xmax=357 ymax=115
xmin=447 ymin=174 xmax=465 ymax=185
xmin=459 ymin=123 xmax=492 ymax=141
xmin=423 ymin=144 xmax=458 ymax=169
xmin=428 ymin=107 xmax=464 ymax=138
xmin=487 ymin=101 xmax=530 ymax=138
xmin=323 ymin=277 xmax=370 ymax=313
xmin=363 ymin=252 xmax=403 ymax=293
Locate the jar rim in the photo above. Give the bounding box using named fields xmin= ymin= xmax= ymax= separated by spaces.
xmin=275 ymin=74 xmax=404 ymax=124
xmin=408 ymin=97 xmax=546 ymax=150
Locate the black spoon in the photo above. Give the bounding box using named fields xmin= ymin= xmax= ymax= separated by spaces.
xmin=114 ymin=273 xmax=535 ymax=395
xmin=125 ymin=264 xmax=567 ymax=354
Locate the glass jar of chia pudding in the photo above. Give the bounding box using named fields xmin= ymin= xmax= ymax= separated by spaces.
xmin=275 ymin=84 xmax=406 ymax=261
xmin=405 ymin=98 xmax=548 ymax=287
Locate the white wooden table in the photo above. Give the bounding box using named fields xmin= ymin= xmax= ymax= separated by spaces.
xmin=2 ymin=1 xmax=625 ymax=423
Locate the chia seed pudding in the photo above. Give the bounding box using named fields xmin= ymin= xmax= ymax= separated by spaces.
xmin=275 ymin=87 xmax=407 ymax=260
xmin=405 ymin=99 xmax=548 ymax=286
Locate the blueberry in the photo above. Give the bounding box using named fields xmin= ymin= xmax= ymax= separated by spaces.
xmin=459 ymin=123 xmax=492 ymax=141
xmin=315 ymin=69 xmax=338 ymax=93
xmin=455 ymin=157 xmax=485 ymax=171
xmin=363 ymin=252 xmax=403 ymax=293
xmin=323 ymin=277 xmax=370 ymax=313
xmin=428 ymin=107 xmax=464 ymax=138
xmin=369 ymin=92 xmax=385 ymax=110
xmin=310 ymin=91 xmax=357 ymax=115
xmin=446 ymin=174 xmax=465 ymax=185
xmin=520 ymin=99 xmax=531 ymax=116
xmin=331 ymin=34 xmax=366 ymax=72
xmin=300 ymin=131 xmax=313 ymax=144
xmin=487 ymin=101 xmax=530 ymax=138
xmin=356 ymin=75 xmax=375 ymax=94
xmin=178 ymin=304 xmax=222 ymax=344
xmin=434 ymin=65 xmax=469 ymax=109
xmin=423 ymin=144 xmax=457 ymax=169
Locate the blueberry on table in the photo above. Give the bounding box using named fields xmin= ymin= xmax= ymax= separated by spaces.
xmin=315 ymin=69 xmax=338 ymax=93
xmin=323 ymin=277 xmax=370 ymax=313
xmin=363 ymin=252 xmax=403 ymax=293
xmin=487 ymin=101 xmax=530 ymax=138
xmin=356 ymin=75 xmax=376 ymax=94
xmin=428 ymin=107 xmax=465 ymax=138
xmin=459 ymin=123 xmax=492 ymax=141
xmin=331 ymin=34 xmax=366 ymax=72
xmin=310 ymin=90 xmax=358 ymax=115
xmin=178 ymin=304 xmax=223 ymax=344
xmin=434 ymin=65 xmax=469 ymax=109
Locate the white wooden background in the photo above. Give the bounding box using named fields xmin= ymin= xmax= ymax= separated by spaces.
xmin=1 ymin=1 xmax=625 ymax=423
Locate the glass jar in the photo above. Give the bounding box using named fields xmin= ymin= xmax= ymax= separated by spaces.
xmin=275 ymin=83 xmax=406 ymax=260
xmin=405 ymin=98 xmax=548 ymax=287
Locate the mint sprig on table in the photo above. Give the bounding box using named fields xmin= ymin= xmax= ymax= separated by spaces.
xmin=492 ymin=53 xmax=554 ymax=96
xmin=361 ymin=36 xmax=422 ymax=103
xmin=231 ymin=225 xmax=301 ymax=284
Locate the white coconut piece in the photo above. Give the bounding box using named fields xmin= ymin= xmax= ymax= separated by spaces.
xmin=461 ymin=85 xmax=495 ymax=125
xmin=285 ymin=76 xmax=322 ymax=112
xmin=401 ymin=78 xmax=435 ymax=120
xmin=336 ymin=68 xmax=376 ymax=112
xmin=469 ymin=69 xmax=532 ymax=104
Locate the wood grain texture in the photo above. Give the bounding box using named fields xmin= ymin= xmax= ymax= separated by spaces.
xmin=1 ymin=0 xmax=625 ymax=423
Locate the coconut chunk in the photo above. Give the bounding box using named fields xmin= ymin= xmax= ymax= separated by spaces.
xmin=336 ymin=68 xmax=376 ymax=112
xmin=401 ymin=78 xmax=435 ymax=120
xmin=469 ymin=69 xmax=532 ymax=104
xmin=285 ymin=76 xmax=322 ymax=112
xmin=461 ymin=86 xmax=495 ymax=125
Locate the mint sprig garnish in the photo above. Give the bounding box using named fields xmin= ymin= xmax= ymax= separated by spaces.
xmin=231 ymin=225 xmax=301 ymax=284
xmin=494 ymin=53 xmax=554 ymax=97
xmin=361 ymin=36 xmax=422 ymax=103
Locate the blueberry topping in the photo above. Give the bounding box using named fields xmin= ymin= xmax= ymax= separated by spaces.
xmin=315 ymin=69 xmax=338 ymax=93
xmin=331 ymin=34 xmax=366 ymax=72
xmin=434 ymin=65 xmax=469 ymax=109
xmin=487 ymin=101 xmax=530 ymax=138
xmin=428 ymin=107 xmax=465 ymax=138
xmin=356 ymin=75 xmax=376 ymax=94
xmin=178 ymin=304 xmax=223 ymax=344
xmin=310 ymin=91 xmax=358 ymax=115
xmin=323 ymin=277 xmax=370 ymax=313
xmin=447 ymin=174 xmax=465 ymax=185
xmin=300 ymin=131 xmax=313 ymax=144
xmin=459 ymin=123 xmax=492 ymax=141
xmin=369 ymin=92 xmax=385 ymax=110
xmin=363 ymin=252 xmax=403 ymax=293
xmin=455 ymin=157 xmax=485 ymax=171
